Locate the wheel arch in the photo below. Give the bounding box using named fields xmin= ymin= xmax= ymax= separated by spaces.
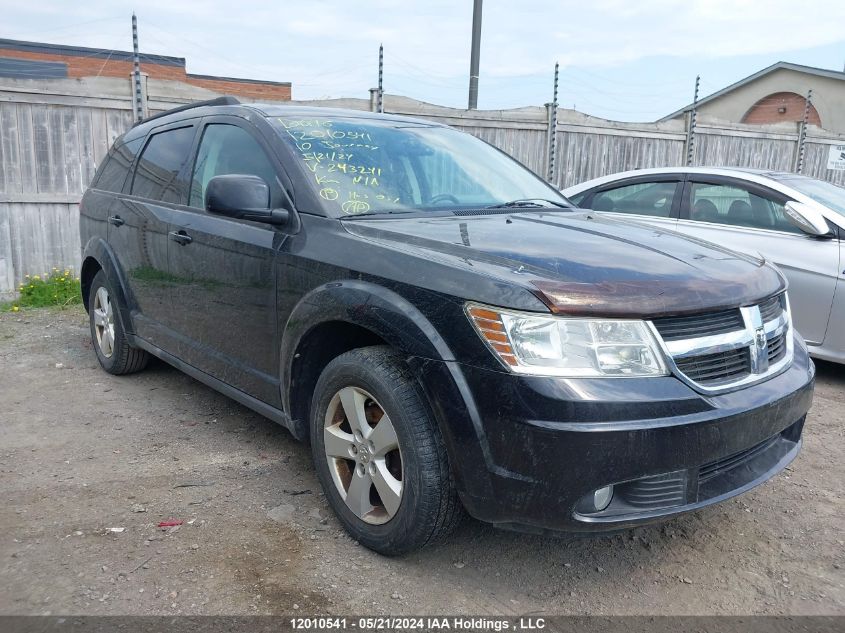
xmin=281 ymin=280 xmax=456 ymax=441
xmin=80 ymin=237 xmax=136 ymax=335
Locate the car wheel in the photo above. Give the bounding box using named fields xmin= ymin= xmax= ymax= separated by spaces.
xmin=310 ymin=346 xmax=463 ymax=555
xmin=88 ymin=270 xmax=149 ymax=375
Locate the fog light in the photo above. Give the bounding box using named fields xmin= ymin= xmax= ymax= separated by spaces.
xmin=593 ymin=485 xmax=613 ymax=511
xmin=574 ymin=484 xmax=615 ymax=515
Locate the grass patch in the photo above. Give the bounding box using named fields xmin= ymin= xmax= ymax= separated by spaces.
xmin=2 ymin=267 xmax=82 ymax=312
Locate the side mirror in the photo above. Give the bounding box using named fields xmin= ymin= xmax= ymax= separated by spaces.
xmin=205 ymin=174 xmax=290 ymax=225
xmin=784 ymin=200 xmax=830 ymax=237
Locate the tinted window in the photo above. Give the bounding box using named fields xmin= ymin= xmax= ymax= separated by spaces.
xmin=189 ymin=124 xmax=278 ymax=208
xmin=689 ymin=183 xmax=801 ymax=233
xmin=93 ymin=138 xmax=142 ymax=192
xmin=569 ymin=191 xmax=588 ymax=206
xmin=591 ymin=181 xmax=677 ymax=217
xmin=131 ymin=126 xmax=195 ymax=203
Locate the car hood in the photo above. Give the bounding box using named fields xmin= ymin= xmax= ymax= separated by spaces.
xmin=341 ymin=210 xmax=786 ymax=317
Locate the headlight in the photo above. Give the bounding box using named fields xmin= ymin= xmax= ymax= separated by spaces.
xmin=466 ymin=303 xmax=668 ymax=377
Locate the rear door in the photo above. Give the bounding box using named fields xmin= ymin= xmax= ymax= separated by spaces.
xmin=673 ymin=176 xmax=840 ymax=346
xmin=167 ymin=116 xmax=290 ymax=406
xmin=109 ymin=121 xmax=199 ymax=351
xmin=576 ymin=174 xmax=683 ymax=232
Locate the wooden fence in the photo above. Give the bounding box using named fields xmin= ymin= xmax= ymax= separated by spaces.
xmin=1 ymin=77 xmax=844 ymax=297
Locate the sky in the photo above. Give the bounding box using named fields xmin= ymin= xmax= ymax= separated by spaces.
xmin=2 ymin=0 xmax=845 ymax=122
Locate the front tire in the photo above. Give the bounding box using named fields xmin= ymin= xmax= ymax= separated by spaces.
xmin=88 ymin=270 xmax=149 ymax=375
xmin=310 ymin=346 xmax=463 ymax=555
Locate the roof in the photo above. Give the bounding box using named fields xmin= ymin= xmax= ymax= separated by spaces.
xmin=0 ymin=38 xmax=291 ymax=87
xmin=254 ymin=104 xmax=444 ymax=125
xmin=561 ymin=166 xmax=812 ymax=195
xmin=124 ymin=102 xmax=440 ymax=141
xmin=0 ymin=37 xmax=184 ymax=66
xmin=186 ymin=73 xmax=290 ymax=87
xmin=660 ymin=61 xmax=845 ymax=121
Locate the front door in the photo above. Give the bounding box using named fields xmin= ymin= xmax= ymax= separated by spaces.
xmin=167 ymin=118 xmax=288 ymax=406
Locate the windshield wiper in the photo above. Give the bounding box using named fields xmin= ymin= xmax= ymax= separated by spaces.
xmin=485 ymin=198 xmax=572 ymax=209
xmin=340 ymin=209 xmax=416 ymax=219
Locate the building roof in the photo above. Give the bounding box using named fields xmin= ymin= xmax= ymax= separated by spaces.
xmin=660 ymin=61 xmax=845 ymax=121
xmin=0 ymin=37 xmax=291 ymax=90
xmin=0 ymin=37 xmax=184 ymax=66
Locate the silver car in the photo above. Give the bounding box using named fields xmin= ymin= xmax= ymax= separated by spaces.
xmin=563 ymin=167 xmax=845 ymax=363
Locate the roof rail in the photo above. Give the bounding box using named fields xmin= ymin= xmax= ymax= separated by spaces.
xmin=132 ymin=96 xmax=241 ymax=128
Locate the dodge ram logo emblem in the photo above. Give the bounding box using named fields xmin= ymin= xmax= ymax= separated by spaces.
xmin=753 ymin=326 xmax=769 ymax=372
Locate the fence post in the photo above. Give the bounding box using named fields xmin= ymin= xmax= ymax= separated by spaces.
xmin=376 ymin=44 xmax=384 ymax=114
xmin=131 ymin=13 xmax=146 ymax=121
xmin=684 ymin=75 xmax=700 ymax=166
xmin=544 ymin=102 xmax=555 ymax=183
xmin=795 ymin=89 xmax=813 ymax=173
xmin=546 ymin=62 xmax=559 ymax=184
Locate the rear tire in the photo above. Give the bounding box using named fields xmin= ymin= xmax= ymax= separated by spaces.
xmin=310 ymin=346 xmax=463 ymax=555
xmin=88 ymin=270 xmax=149 ymax=375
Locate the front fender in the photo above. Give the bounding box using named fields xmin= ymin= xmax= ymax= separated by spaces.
xmin=280 ymin=280 xmax=455 ymax=409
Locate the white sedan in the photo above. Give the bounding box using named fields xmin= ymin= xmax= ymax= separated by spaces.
xmin=564 ymin=167 xmax=845 ymax=363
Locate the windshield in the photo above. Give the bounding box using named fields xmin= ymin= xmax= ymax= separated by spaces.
xmin=269 ymin=115 xmax=568 ymax=216
xmin=769 ymin=175 xmax=845 ymax=217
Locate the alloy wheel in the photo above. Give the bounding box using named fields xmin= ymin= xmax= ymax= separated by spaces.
xmin=92 ymin=286 xmax=116 ymax=358
xmin=323 ymin=386 xmax=404 ymax=524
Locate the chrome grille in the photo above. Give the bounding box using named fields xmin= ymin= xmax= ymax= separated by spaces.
xmin=675 ymin=348 xmax=751 ymax=386
xmin=652 ymin=309 xmax=744 ymax=341
xmin=650 ymin=293 xmax=792 ymax=393
xmin=759 ymin=294 xmax=784 ymax=322
xmin=767 ymin=331 xmax=787 ymax=364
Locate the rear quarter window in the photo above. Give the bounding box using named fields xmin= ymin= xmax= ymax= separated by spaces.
xmin=92 ymin=138 xmax=143 ymax=193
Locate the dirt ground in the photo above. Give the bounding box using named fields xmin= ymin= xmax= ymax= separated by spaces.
xmin=0 ymin=307 xmax=843 ymax=616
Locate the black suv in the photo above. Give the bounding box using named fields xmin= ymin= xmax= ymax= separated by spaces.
xmin=80 ymin=97 xmax=814 ymax=555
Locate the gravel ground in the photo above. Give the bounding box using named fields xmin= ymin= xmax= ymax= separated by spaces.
xmin=0 ymin=307 xmax=843 ymax=616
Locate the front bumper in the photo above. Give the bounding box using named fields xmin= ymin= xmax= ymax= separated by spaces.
xmin=414 ymin=334 xmax=814 ymax=534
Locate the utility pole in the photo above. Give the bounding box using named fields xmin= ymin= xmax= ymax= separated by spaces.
xmin=377 ymin=43 xmax=384 ymax=113
xmin=131 ymin=13 xmax=144 ymax=122
xmin=685 ymin=74 xmax=700 ymax=166
xmin=468 ymin=0 xmax=483 ymax=109
xmin=796 ymin=88 xmax=813 ymax=174
xmin=546 ymin=62 xmax=559 ymax=183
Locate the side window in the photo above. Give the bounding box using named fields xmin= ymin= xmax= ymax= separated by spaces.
xmin=569 ymin=192 xmax=588 ymax=207
xmin=189 ymin=124 xmax=278 ymax=208
xmin=130 ymin=126 xmax=196 ymax=203
xmin=93 ymin=138 xmax=143 ymax=192
xmin=689 ymin=183 xmax=801 ymax=233
xmin=590 ymin=181 xmax=677 ymax=217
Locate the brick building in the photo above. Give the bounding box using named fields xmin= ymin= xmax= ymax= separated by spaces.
xmin=661 ymin=62 xmax=845 ymax=133
xmin=0 ymin=37 xmax=291 ymax=101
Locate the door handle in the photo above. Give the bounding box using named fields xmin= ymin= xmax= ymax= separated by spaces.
xmin=169 ymin=230 xmax=193 ymax=245
xmin=107 ymin=215 xmax=125 ymax=227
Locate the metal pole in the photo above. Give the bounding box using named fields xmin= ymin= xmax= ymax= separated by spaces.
xmin=547 ymin=62 xmax=559 ymax=183
xmin=796 ymin=88 xmax=813 ymax=174
xmin=377 ymin=44 xmax=384 ymax=113
xmin=685 ymin=75 xmax=700 ymax=166
xmin=131 ymin=13 xmax=144 ymax=122
xmin=468 ymin=0 xmax=483 ymax=109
